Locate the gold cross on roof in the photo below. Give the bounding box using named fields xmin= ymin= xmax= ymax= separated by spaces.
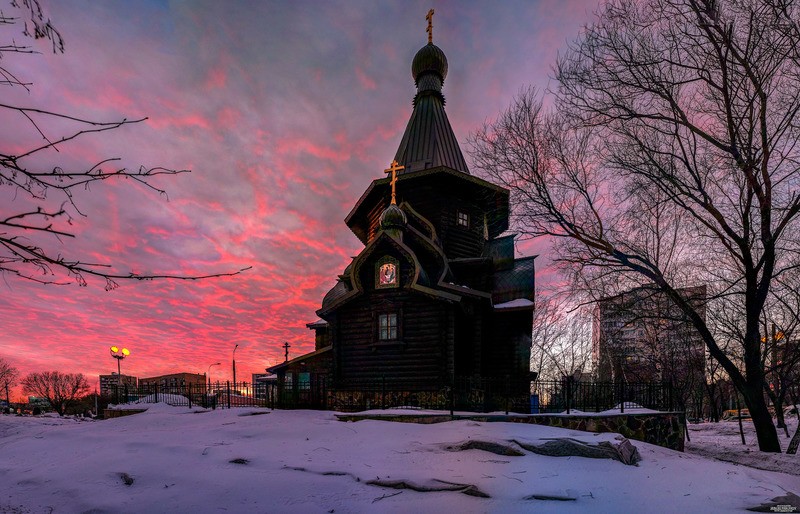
xmin=384 ymin=159 xmax=405 ymax=205
xmin=426 ymin=9 xmax=434 ymax=44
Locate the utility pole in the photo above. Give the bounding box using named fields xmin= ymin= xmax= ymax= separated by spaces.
xmin=232 ymin=344 xmax=239 ymax=386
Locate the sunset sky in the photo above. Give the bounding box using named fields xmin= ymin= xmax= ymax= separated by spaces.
xmin=1 ymin=0 xmax=600 ymax=399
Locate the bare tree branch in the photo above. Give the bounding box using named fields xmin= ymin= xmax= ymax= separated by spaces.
xmin=1 ymin=0 xmax=249 ymax=288
xmin=470 ymin=0 xmax=800 ymax=452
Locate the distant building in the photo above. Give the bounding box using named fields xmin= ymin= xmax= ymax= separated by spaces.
xmin=252 ymin=373 xmax=278 ymax=402
xmin=27 ymin=396 xmax=51 ymax=410
xmin=593 ymin=285 xmax=706 ymax=386
xmin=139 ymin=373 xmax=205 ymax=390
xmin=99 ymin=373 xmax=138 ymax=396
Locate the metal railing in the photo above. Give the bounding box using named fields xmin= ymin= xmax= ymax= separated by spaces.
xmin=111 ymin=377 xmax=675 ymax=415
xmin=110 ymin=381 xmax=277 ymax=409
xmin=530 ymin=378 xmax=674 ymax=414
xmin=289 ymin=376 xmax=675 ymax=414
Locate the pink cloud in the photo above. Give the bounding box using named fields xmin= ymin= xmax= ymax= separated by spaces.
xmin=275 ymin=137 xmax=351 ymax=162
xmin=204 ymin=67 xmax=227 ymax=90
xmin=355 ymin=66 xmax=377 ymax=90
xmin=2 ymin=1 xmax=600 ymax=403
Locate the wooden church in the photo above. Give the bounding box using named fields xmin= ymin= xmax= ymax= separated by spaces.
xmin=268 ymin=14 xmax=535 ymax=411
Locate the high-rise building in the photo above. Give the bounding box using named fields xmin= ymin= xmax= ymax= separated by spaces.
xmin=593 ymin=285 xmax=706 ymax=387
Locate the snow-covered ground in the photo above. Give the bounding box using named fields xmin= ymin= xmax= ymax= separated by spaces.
xmin=686 ymin=415 xmax=800 ymax=476
xmin=0 ymin=406 xmax=798 ymax=513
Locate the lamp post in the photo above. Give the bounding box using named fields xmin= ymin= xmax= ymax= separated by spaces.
xmin=110 ymin=346 xmax=130 ymax=402
xmin=232 ymin=344 xmax=239 ymax=387
xmin=109 ymin=346 xmax=130 ymax=386
xmin=207 ymin=362 xmax=220 ymax=392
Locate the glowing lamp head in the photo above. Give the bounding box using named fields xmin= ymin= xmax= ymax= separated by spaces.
xmin=122 ymin=348 xmax=130 ymax=356
xmin=110 ymin=346 xmax=119 ymax=353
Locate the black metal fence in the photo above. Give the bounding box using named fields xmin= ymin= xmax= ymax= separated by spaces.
xmin=110 ymin=381 xmax=277 ymax=409
xmin=531 ymin=378 xmax=674 ymax=414
xmin=303 ymin=376 xmax=675 ymax=414
xmin=111 ymin=377 xmax=675 ymax=415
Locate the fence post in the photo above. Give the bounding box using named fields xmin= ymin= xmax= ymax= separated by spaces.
xmin=449 ymin=381 xmax=454 ymax=417
xmin=501 ymin=376 xmax=507 ymax=415
xmin=564 ymin=376 xmax=572 ymax=415
xmin=620 ymin=381 xmax=625 ymax=414
xmin=381 ymin=376 xmax=386 ymax=410
xmin=188 ymin=384 xmax=192 ymax=409
xmin=321 ymin=377 xmax=326 ymax=410
xmin=226 ymin=381 xmax=231 ymax=409
xmin=668 ymin=381 xmax=674 ymax=411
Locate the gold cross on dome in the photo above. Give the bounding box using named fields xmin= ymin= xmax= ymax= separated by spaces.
xmin=426 ymin=9 xmax=435 ymax=44
xmin=384 ymin=159 xmax=405 ymax=205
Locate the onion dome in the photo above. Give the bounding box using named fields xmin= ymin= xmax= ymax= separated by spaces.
xmin=412 ymin=43 xmax=448 ymax=90
xmin=393 ymin=40 xmax=469 ymax=175
xmin=380 ymin=203 xmax=407 ymax=230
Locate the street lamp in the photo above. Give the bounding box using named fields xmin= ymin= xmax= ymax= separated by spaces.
xmin=232 ymin=344 xmax=239 ymax=386
xmin=207 ymin=362 xmax=221 ymax=392
xmin=109 ymin=346 xmax=130 ymax=387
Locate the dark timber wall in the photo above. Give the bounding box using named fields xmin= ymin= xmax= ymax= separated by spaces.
xmin=366 ymin=179 xmax=487 ymax=260
xmin=485 ymin=310 xmax=533 ymax=378
xmin=334 ymin=291 xmax=452 ymax=389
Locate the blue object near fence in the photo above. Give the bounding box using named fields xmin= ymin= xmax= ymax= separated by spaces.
xmin=530 ymin=394 xmax=540 ymax=414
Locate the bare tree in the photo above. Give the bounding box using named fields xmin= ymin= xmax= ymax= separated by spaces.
xmin=21 ymin=370 xmax=89 ymax=415
xmin=530 ymin=293 xmax=592 ymax=382
xmin=0 ymin=357 xmax=19 ymax=405
xmin=470 ymin=0 xmax=800 ymax=452
xmin=759 ymin=266 xmax=800 ymax=435
xmin=1 ymin=0 xmax=248 ymax=289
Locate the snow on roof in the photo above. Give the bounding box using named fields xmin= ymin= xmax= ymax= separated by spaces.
xmin=306 ymin=318 xmax=328 ymax=329
xmin=494 ymin=298 xmax=534 ymax=310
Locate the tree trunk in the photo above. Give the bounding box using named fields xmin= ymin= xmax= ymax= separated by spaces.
xmin=736 ymin=394 xmax=746 ymax=446
xmin=684 ymin=416 xmax=691 ymax=443
xmin=776 ymin=408 xmax=790 ymax=437
xmin=767 ymin=385 xmax=789 ymax=431
xmin=741 ymin=382 xmax=781 ymax=452
xmin=787 ymin=424 xmax=799 ymax=455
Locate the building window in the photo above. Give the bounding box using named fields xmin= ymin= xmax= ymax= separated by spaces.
xmin=378 ymin=313 xmax=398 ymax=340
xmin=298 ymin=372 xmax=311 ymax=391
xmin=457 ymin=210 xmax=469 ymax=227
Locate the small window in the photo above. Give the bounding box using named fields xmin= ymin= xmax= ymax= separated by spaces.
xmin=298 ymin=372 xmax=311 ymax=391
xmin=457 ymin=210 xmax=469 ymax=227
xmin=378 ymin=313 xmax=398 ymax=340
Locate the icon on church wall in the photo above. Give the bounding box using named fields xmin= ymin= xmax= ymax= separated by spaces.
xmin=380 ymin=263 xmax=396 ymax=285
xmin=376 ymin=257 xmax=399 ymax=289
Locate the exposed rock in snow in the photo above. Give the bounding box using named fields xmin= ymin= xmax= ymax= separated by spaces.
xmin=514 ymin=436 xmax=641 ymax=465
xmin=366 ymin=478 xmax=491 ymax=498
xmin=444 ymin=439 xmax=525 ymax=456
